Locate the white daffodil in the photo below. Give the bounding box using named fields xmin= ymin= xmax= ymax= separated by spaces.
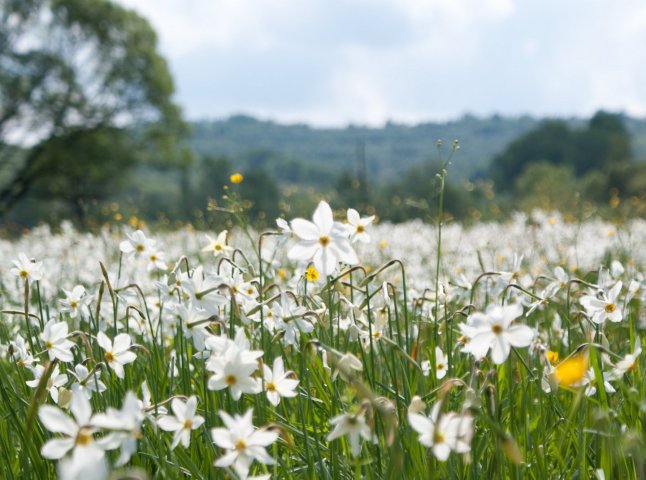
xmin=69 ymin=364 xmax=106 ymax=399
xmin=205 ymin=329 xmax=264 ymax=363
xmin=10 ymin=252 xmax=43 ymax=283
xmin=346 ymin=208 xmax=375 ymax=244
xmin=581 ymin=368 xmax=616 ymax=397
xmin=211 ymin=409 xmax=278 ymax=480
xmin=39 ymin=392 xmax=107 ymax=469
xmin=408 ymin=402 xmax=473 ymax=461
xmin=461 ymin=303 xmax=534 ymax=364
xmin=580 ymin=281 xmax=623 ymax=324
xmin=182 ymin=266 xmax=227 ymax=315
xmin=207 ymin=344 xmax=261 ymax=400
xmin=262 ymin=357 xmax=299 ymax=406
xmin=92 ymin=391 xmax=145 ymax=466
xmin=288 ymin=200 xmax=358 ymax=276
xmin=435 ymin=346 xmax=448 ymax=380
xmin=146 ymin=249 xmax=168 ymax=272
xmin=201 ymin=230 xmax=233 ymax=257
xmin=59 ymin=285 xmax=90 ymax=319
xmin=272 ymin=293 xmax=313 ymax=347
xmin=10 ymin=334 xmax=35 ymax=369
xmin=175 ymin=304 xmax=210 ymax=352
xmin=612 ymin=337 xmax=641 ymax=379
xmin=119 ymin=230 xmax=156 ymax=257
xmin=27 ymin=364 xmax=68 ymax=404
xmin=41 ymin=319 xmax=75 ymax=363
xmin=275 ymin=217 xmax=293 ymax=248
xmin=543 ymin=266 xmax=570 ymax=298
xmin=157 ymin=395 xmax=205 ymax=449
xmin=96 ymin=331 xmax=137 ymax=379
xmin=326 ymin=410 xmax=373 ymax=457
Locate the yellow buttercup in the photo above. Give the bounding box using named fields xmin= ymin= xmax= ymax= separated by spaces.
xmin=550 ymin=346 xmax=589 ymax=387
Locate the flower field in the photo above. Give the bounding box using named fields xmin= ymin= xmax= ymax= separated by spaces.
xmin=1 ymin=204 xmax=645 ymax=479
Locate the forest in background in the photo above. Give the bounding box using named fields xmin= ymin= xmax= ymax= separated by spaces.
xmin=4 ymin=111 xmax=646 ymax=232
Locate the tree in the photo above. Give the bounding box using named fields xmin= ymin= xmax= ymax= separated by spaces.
xmin=489 ymin=112 xmax=633 ymax=193
xmin=515 ymin=162 xmax=579 ymax=212
xmin=573 ymin=111 xmax=632 ymax=174
xmin=0 ymin=0 xmax=185 ymax=220
xmin=489 ymin=120 xmax=574 ymax=191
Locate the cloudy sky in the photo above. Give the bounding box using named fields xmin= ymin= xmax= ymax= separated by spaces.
xmin=117 ymin=0 xmax=646 ymax=126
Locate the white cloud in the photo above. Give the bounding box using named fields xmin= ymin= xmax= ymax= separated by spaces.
xmin=115 ymin=0 xmax=646 ymax=125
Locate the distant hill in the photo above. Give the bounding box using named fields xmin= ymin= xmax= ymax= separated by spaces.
xmin=188 ymin=114 xmax=646 ymax=184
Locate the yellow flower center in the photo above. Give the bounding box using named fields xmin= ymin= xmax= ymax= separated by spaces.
xmin=104 ymin=351 xmax=115 ymax=363
xmin=19 ymin=269 xmax=28 ymax=278
xmin=136 ymin=244 xmax=145 ymax=253
xmin=492 ymin=324 xmax=503 ymax=334
xmin=226 ymin=374 xmax=237 ymax=386
xmin=214 ymin=244 xmax=222 ymax=251
xmin=437 ymin=363 xmax=445 ymax=371
xmin=45 ymin=341 xmax=53 ymax=350
xmin=183 ymin=419 xmax=193 ymax=430
xmin=234 ymin=439 xmax=247 ymax=451
xmin=604 ymin=303 xmax=616 ymax=314
xmin=433 ymin=431 xmax=446 ymax=444
xmin=266 ymin=381 xmax=277 ymax=392
xmin=70 ymin=300 xmax=79 ymax=309
xmin=319 ymin=235 xmax=330 ymax=247
xmin=356 ymin=225 xmax=365 ymax=233
xmin=76 ymin=429 xmax=93 ymax=446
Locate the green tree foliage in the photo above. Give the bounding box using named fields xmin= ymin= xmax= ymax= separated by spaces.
xmin=515 ymin=162 xmax=579 ymax=212
xmin=28 ymin=127 xmax=139 ymax=220
xmin=0 ymin=0 xmax=184 ymax=221
xmin=334 ymin=170 xmax=369 ymax=212
xmin=489 ymin=120 xmax=574 ymax=191
xmin=490 ymin=111 xmax=633 ymax=194
xmin=573 ymin=111 xmax=632 ymax=175
xmin=237 ymin=169 xmax=281 ymax=226
xmin=374 ymin=161 xmax=471 ymax=222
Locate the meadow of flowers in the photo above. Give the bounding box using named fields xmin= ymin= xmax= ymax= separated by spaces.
xmin=1 ymin=202 xmax=645 ymax=479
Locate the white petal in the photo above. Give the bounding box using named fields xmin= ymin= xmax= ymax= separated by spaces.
xmin=215 ymin=450 xmax=239 ymax=468
xmin=211 ymin=428 xmax=235 ymax=449
xmin=290 ymin=219 xmax=320 ymax=241
xmin=39 ymin=406 xmax=78 ymax=436
xmin=287 ymin=242 xmax=319 ymax=262
xmin=41 ymin=438 xmax=75 ymax=459
xmin=505 ymin=325 xmax=534 ymax=347
xmin=112 ymin=333 xmax=132 ymax=353
xmin=71 ymin=392 xmax=93 ymax=425
xmin=96 ymin=331 xmax=112 ymax=352
xmin=116 ymin=350 xmax=137 ymax=365
xmin=171 ymin=398 xmax=188 ymax=421
xmin=347 ymin=208 xmax=360 ymax=224
xmin=314 ymin=247 xmax=336 ymax=277
xmin=158 ymin=416 xmax=183 ymax=432
xmin=312 ymin=201 xmax=333 ymax=234
xmin=490 ymin=336 xmax=511 ymax=364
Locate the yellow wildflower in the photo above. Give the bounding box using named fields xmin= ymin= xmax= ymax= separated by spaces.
xmin=545 ymin=350 xmax=559 ymax=365
xmin=305 ymin=265 xmax=319 ymax=282
xmin=551 ymin=347 xmax=589 ymax=387
xmin=230 ymin=173 xmax=244 ymax=184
